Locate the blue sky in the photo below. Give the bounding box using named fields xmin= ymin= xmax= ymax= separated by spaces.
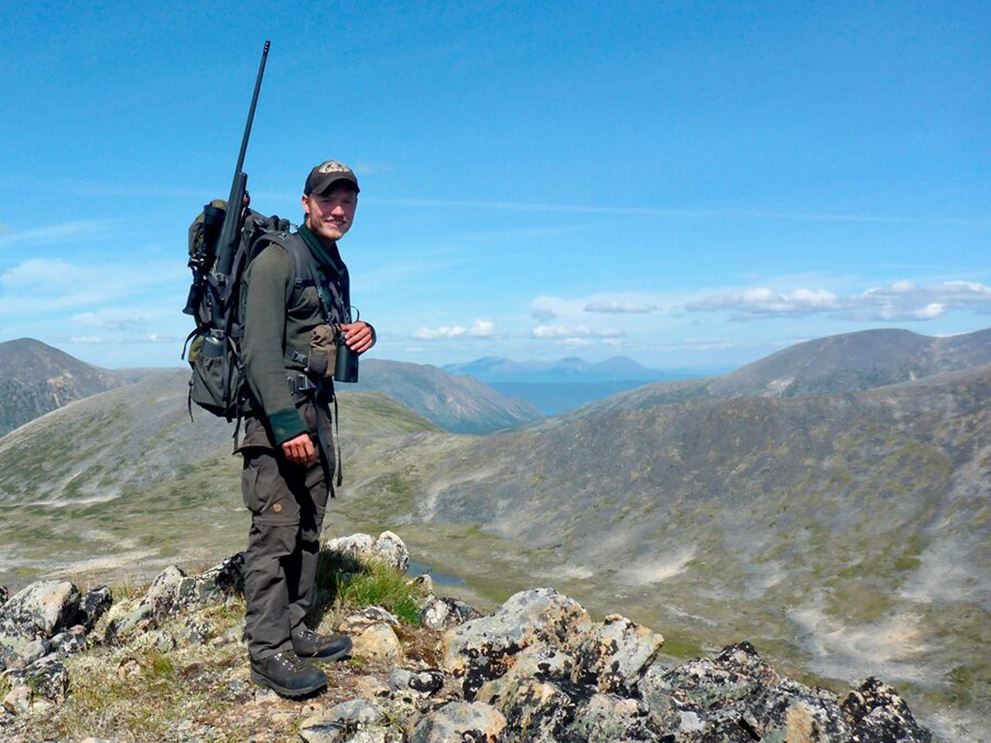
xmin=1 ymin=1 xmax=988 ymax=370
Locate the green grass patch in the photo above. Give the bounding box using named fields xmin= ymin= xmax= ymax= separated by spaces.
xmin=316 ymin=553 xmax=427 ymax=626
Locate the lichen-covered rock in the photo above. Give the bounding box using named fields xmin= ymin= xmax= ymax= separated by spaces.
xmin=564 ymin=692 xmax=662 ymax=742
xmin=0 ymin=580 xmax=80 ymax=638
xmin=2 ymin=684 xmax=30 ymax=715
xmin=646 ymin=642 xmax=853 ymax=741
xmin=442 ymin=588 xmax=591 ymax=700
xmin=421 ymin=596 xmax=481 ymax=631
xmin=842 ymin=677 xmax=932 ymax=743
xmin=373 ymin=531 xmax=411 ymax=573
xmin=390 ymin=668 xmax=445 ymax=696
xmin=181 ymin=616 xmax=213 ymax=646
xmin=0 ymin=636 xmax=50 ymax=670
xmin=299 ymin=698 xmax=399 ymax=743
xmin=409 ymin=701 xmax=506 ymax=743
xmin=0 ymin=585 xmax=8 ymax=608
xmin=102 ymin=598 xmax=153 ymax=644
xmin=76 ymin=586 xmax=112 ymax=631
xmin=477 ymin=675 xmax=579 ymax=742
xmin=571 ymin=613 xmax=664 ymax=694
xmin=50 ymin=625 xmax=87 ymax=659
xmin=338 ymin=605 xmax=401 ymax=634
xmin=352 ymin=623 xmax=403 ymax=664
xmin=143 ymin=565 xmax=187 ymax=617
xmin=6 ymin=655 xmax=70 ymax=704
xmin=324 ymin=531 xmax=411 ymax=573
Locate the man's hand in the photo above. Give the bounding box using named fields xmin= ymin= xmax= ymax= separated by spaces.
xmin=281 ymin=433 xmax=316 ymax=465
xmin=340 ymin=321 xmax=375 ymax=354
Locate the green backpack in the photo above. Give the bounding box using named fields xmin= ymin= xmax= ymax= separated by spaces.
xmin=182 ymin=200 xmax=314 ymax=421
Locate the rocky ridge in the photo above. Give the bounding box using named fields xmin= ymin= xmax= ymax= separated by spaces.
xmin=0 ymin=533 xmax=932 ymax=742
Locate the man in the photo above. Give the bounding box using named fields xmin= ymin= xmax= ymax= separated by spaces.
xmin=238 ymin=160 xmax=375 ymax=697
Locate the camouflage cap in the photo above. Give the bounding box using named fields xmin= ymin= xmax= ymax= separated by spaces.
xmin=304 ymin=160 xmax=360 ymax=195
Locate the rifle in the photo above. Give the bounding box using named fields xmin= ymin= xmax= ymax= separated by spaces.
xmin=183 ymin=40 xmax=271 ymax=323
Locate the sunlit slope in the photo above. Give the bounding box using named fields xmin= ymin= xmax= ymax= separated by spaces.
xmin=581 ymin=327 xmax=991 ymax=415
xmin=0 ymin=368 xmax=438 ymax=589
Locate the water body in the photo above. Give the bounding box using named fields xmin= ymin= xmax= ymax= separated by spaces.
xmin=407 ymin=558 xmax=464 ymax=587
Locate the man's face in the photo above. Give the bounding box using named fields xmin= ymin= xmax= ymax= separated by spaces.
xmin=302 ymin=185 xmax=358 ymax=243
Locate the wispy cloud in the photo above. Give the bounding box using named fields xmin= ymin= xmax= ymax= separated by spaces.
xmin=0 ymin=220 xmax=116 ymax=249
xmin=585 ymin=300 xmax=658 ymax=314
xmin=411 ymin=319 xmax=498 ymax=340
xmin=531 ymin=324 xmax=624 ymax=346
xmin=366 ymin=198 xmax=987 ymax=226
xmin=686 ymin=280 xmax=991 ymax=321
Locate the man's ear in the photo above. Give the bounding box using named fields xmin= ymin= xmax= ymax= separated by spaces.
xmin=301 ymin=194 xmax=311 ymax=216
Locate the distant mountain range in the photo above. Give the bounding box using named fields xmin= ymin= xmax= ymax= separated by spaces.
xmin=0 ymin=340 xmax=539 ymax=439
xmin=442 ymin=355 xmax=703 ymax=414
xmin=355 ymin=359 xmax=540 ymax=433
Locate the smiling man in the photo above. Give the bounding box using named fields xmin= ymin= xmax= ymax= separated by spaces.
xmin=238 ymin=160 xmax=375 ymax=697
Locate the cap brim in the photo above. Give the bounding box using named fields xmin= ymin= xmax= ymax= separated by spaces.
xmin=309 ymin=176 xmax=360 ymax=195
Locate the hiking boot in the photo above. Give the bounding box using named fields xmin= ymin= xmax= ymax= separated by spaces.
xmin=250 ymin=650 xmax=327 ymax=697
xmin=291 ymin=626 xmax=353 ymax=660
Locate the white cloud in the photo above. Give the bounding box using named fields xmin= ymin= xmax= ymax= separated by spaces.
xmin=686 ymin=280 xmax=991 ymax=322
xmin=411 ymin=318 xmax=498 ymax=340
xmin=584 ymin=300 xmax=657 ymax=314
xmin=531 ymin=324 xmax=624 ymax=345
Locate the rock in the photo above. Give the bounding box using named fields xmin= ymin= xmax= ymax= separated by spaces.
xmin=564 ymin=692 xmax=661 ymax=743
xmin=352 ymin=623 xmax=403 ymax=664
xmin=409 ymin=701 xmax=506 ymax=743
xmin=0 ymin=585 xmax=7 ymax=607
xmin=116 ymin=656 xmax=141 ymax=678
xmin=150 ymin=629 xmax=178 ymax=653
xmin=411 ymin=574 xmax=433 ymax=594
xmin=103 ymin=599 xmax=153 ymax=644
xmin=2 ymin=685 xmax=30 ymax=715
xmin=338 ymin=605 xmax=401 ymax=634
xmin=324 ymin=531 xmax=411 ymax=573
xmin=442 ymin=588 xmax=591 ymax=700
xmin=571 ymin=613 xmax=664 ymax=694
xmin=842 ymin=677 xmax=933 ymax=742
xmin=389 ymin=668 xmax=445 ymax=695
xmin=76 ymin=586 xmax=113 ymax=631
xmin=194 ymin=552 xmax=245 ymax=600
xmin=6 ymin=656 xmax=70 ymax=703
xmin=181 ymin=616 xmax=213 ymax=645
xmin=0 ymin=580 xmax=80 ymax=638
xmin=650 ymin=642 xmax=853 ymax=741
xmin=373 ymin=531 xmax=410 ymax=573
xmin=50 ymin=625 xmax=87 ymax=659
xmin=477 ymin=675 xmax=578 ymax=742
xmin=299 ymin=698 xmax=395 ymax=743
xmin=143 ymin=565 xmax=186 ymax=617
xmin=421 ymin=596 xmax=480 ymax=631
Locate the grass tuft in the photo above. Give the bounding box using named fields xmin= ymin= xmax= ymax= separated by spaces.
xmin=317 ymin=555 xmax=426 ymax=626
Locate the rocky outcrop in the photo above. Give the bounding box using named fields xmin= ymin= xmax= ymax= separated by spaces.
xmin=0 ymin=533 xmax=934 ymax=742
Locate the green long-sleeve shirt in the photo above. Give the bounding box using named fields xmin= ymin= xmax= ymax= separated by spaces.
xmin=240 ymin=227 xmax=350 ymax=445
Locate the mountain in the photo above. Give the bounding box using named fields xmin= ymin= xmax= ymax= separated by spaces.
xmin=443 ymin=355 xmax=692 ymax=383
xmin=0 ymin=338 xmax=123 ymax=437
xmin=354 ymin=359 xmax=540 ymax=433
xmin=442 ymin=355 xmax=702 ymax=415
xmin=0 ymin=367 xmax=440 ymax=593
xmin=584 ymin=327 xmax=991 ymax=415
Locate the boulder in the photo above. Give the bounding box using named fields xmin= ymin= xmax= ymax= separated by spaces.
xmin=338 ymin=605 xmax=401 ymax=634
xmin=409 ymin=701 xmax=506 ymax=743
xmin=570 ymin=613 xmax=664 ymax=694
xmin=5 ymin=655 xmax=70 ymax=704
xmin=0 ymin=580 xmax=80 ymax=638
xmin=389 ymin=668 xmax=445 ymax=696
xmin=324 ymin=531 xmax=411 ymax=573
xmin=299 ymin=698 xmax=399 ymax=743
xmin=352 ymin=623 xmax=403 ymax=664
xmin=76 ymin=586 xmax=112 ymax=631
xmin=421 ymin=596 xmax=480 ymax=631
xmin=442 ymin=588 xmax=591 ymax=699
xmin=842 ymin=677 xmax=932 ymax=743
xmin=50 ymin=625 xmax=87 ymax=659
xmin=563 ymin=692 xmax=661 ymax=742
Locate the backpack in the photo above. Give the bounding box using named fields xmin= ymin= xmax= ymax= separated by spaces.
xmin=182 ymin=200 xmax=315 ymax=422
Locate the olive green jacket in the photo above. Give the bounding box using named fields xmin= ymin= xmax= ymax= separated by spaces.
xmin=240 ymin=226 xmax=350 ymax=446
